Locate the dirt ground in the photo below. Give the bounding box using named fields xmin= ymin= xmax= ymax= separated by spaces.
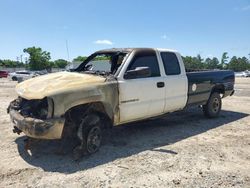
xmin=0 ymin=77 xmax=249 ymax=188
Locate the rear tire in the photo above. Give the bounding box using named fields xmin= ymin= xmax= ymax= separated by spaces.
xmin=202 ymin=92 xmax=221 ymax=118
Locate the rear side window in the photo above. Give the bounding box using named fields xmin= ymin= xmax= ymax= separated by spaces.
xmin=126 ymin=51 xmax=160 ymax=78
xmin=161 ymin=52 xmax=181 ymax=75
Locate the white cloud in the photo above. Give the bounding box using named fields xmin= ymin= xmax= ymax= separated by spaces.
xmin=94 ymin=40 xmax=113 ymax=45
xmin=161 ymin=34 xmax=170 ymax=40
xmin=242 ymin=5 xmax=250 ymax=11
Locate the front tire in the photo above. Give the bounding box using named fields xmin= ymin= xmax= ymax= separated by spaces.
xmin=202 ymin=92 xmax=222 ymax=118
xmin=73 ymin=113 xmax=103 ymax=159
xmin=86 ymin=125 xmax=102 ymax=154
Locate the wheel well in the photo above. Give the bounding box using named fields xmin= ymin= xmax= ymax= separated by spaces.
xmin=64 ymin=102 xmax=113 ymax=129
xmin=212 ymin=84 xmax=225 ymax=95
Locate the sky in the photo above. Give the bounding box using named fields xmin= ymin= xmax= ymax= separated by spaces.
xmin=0 ymin=0 xmax=250 ymax=61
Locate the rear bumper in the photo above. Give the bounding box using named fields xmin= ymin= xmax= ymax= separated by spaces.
xmin=230 ymin=90 xmax=234 ymax=96
xmin=9 ymin=109 xmax=65 ymax=139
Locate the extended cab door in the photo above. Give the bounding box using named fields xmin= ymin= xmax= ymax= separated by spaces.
xmin=158 ymin=51 xmax=188 ymax=113
xmin=117 ymin=49 xmax=165 ymax=123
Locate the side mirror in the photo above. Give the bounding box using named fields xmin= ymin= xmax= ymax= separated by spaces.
xmin=124 ymin=67 xmax=151 ymax=79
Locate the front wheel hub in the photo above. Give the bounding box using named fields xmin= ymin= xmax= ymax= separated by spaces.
xmin=87 ymin=126 xmax=102 ymax=153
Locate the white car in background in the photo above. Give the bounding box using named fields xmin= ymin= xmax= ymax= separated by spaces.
xmin=235 ymin=71 xmax=250 ymax=77
xmin=242 ymin=71 xmax=250 ymax=77
xmin=9 ymin=71 xmax=35 ymax=81
xmin=235 ymin=72 xmax=244 ymax=77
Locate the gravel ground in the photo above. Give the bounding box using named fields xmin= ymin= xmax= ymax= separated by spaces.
xmin=0 ymin=77 xmax=249 ymax=188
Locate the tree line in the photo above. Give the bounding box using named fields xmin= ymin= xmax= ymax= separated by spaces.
xmin=0 ymin=47 xmax=250 ymax=71
xmin=183 ymin=52 xmax=250 ymax=72
xmin=0 ymin=47 xmax=68 ymax=70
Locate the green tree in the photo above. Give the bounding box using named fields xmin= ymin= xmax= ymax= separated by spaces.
xmin=227 ymin=56 xmax=250 ymax=71
xmin=0 ymin=59 xmax=24 ymax=67
xmin=183 ymin=55 xmax=206 ymax=70
xmin=182 ymin=56 xmax=193 ymax=69
xmin=73 ymin=56 xmax=88 ymax=62
xmin=23 ymin=47 xmax=51 ymax=70
xmin=221 ymin=52 xmax=229 ymax=69
xmin=73 ymin=55 xmax=110 ymax=62
xmin=204 ymin=57 xmax=221 ymax=69
xmin=197 ymin=54 xmax=203 ymax=63
xmin=54 ymin=59 xmax=68 ymax=68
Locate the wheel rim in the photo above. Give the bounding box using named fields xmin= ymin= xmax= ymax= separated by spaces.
xmin=212 ymin=98 xmax=220 ymax=113
xmin=87 ymin=126 xmax=101 ymax=153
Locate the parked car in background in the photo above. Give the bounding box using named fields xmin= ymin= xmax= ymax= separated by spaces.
xmin=34 ymin=70 xmax=48 ymax=76
xmin=9 ymin=71 xmax=34 ymax=81
xmin=242 ymin=71 xmax=250 ymax=77
xmin=235 ymin=72 xmax=244 ymax=77
xmin=235 ymin=71 xmax=250 ymax=77
xmin=0 ymin=70 xmax=9 ymax=78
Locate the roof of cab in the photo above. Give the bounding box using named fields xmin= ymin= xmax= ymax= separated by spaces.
xmin=95 ymin=48 xmax=177 ymax=54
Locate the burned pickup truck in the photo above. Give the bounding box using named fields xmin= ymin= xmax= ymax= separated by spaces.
xmin=8 ymin=48 xmax=235 ymax=156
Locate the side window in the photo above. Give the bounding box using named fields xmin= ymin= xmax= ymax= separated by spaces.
xmin=161 ymin=52 xmax=181 ymax=75
xmin=126 ymin=52 xmax=160 ymax=78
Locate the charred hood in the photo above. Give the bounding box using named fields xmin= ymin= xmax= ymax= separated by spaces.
xmin=16 ymin=72 xmax=106 ymax=100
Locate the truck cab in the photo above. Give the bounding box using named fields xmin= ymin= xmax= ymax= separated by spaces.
xmin=116 ymin=48 xmax=188 ymax=123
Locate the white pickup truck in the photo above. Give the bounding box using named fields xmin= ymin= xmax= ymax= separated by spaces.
xmin=8 ymin=48 xmax=235 ymax=157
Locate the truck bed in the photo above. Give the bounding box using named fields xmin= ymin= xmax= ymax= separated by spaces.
xmin=186 ymin=70 xmax=235 ymax=105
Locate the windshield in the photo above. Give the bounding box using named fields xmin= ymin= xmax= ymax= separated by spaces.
xmin=76 ymin=52 xmax=128 ymax=76
xmin=87 ymin=54 xmax=112 ymax=72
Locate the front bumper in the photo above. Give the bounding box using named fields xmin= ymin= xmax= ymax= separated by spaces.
xmin=9 ymin=109 xmax=65 ymax=139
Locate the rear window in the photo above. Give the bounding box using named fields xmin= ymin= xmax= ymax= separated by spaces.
xmin=161 ymin=52 xmax=181 ymax=75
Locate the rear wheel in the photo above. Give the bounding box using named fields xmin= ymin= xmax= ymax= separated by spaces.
xmin=73 ymin=113 xmax=103 ymax=159
xmin=202 ymin=92 xmax=222 ymax=118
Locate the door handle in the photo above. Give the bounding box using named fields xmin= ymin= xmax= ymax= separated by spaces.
xmin=157 ymin=82 xmax=165 ymax=88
